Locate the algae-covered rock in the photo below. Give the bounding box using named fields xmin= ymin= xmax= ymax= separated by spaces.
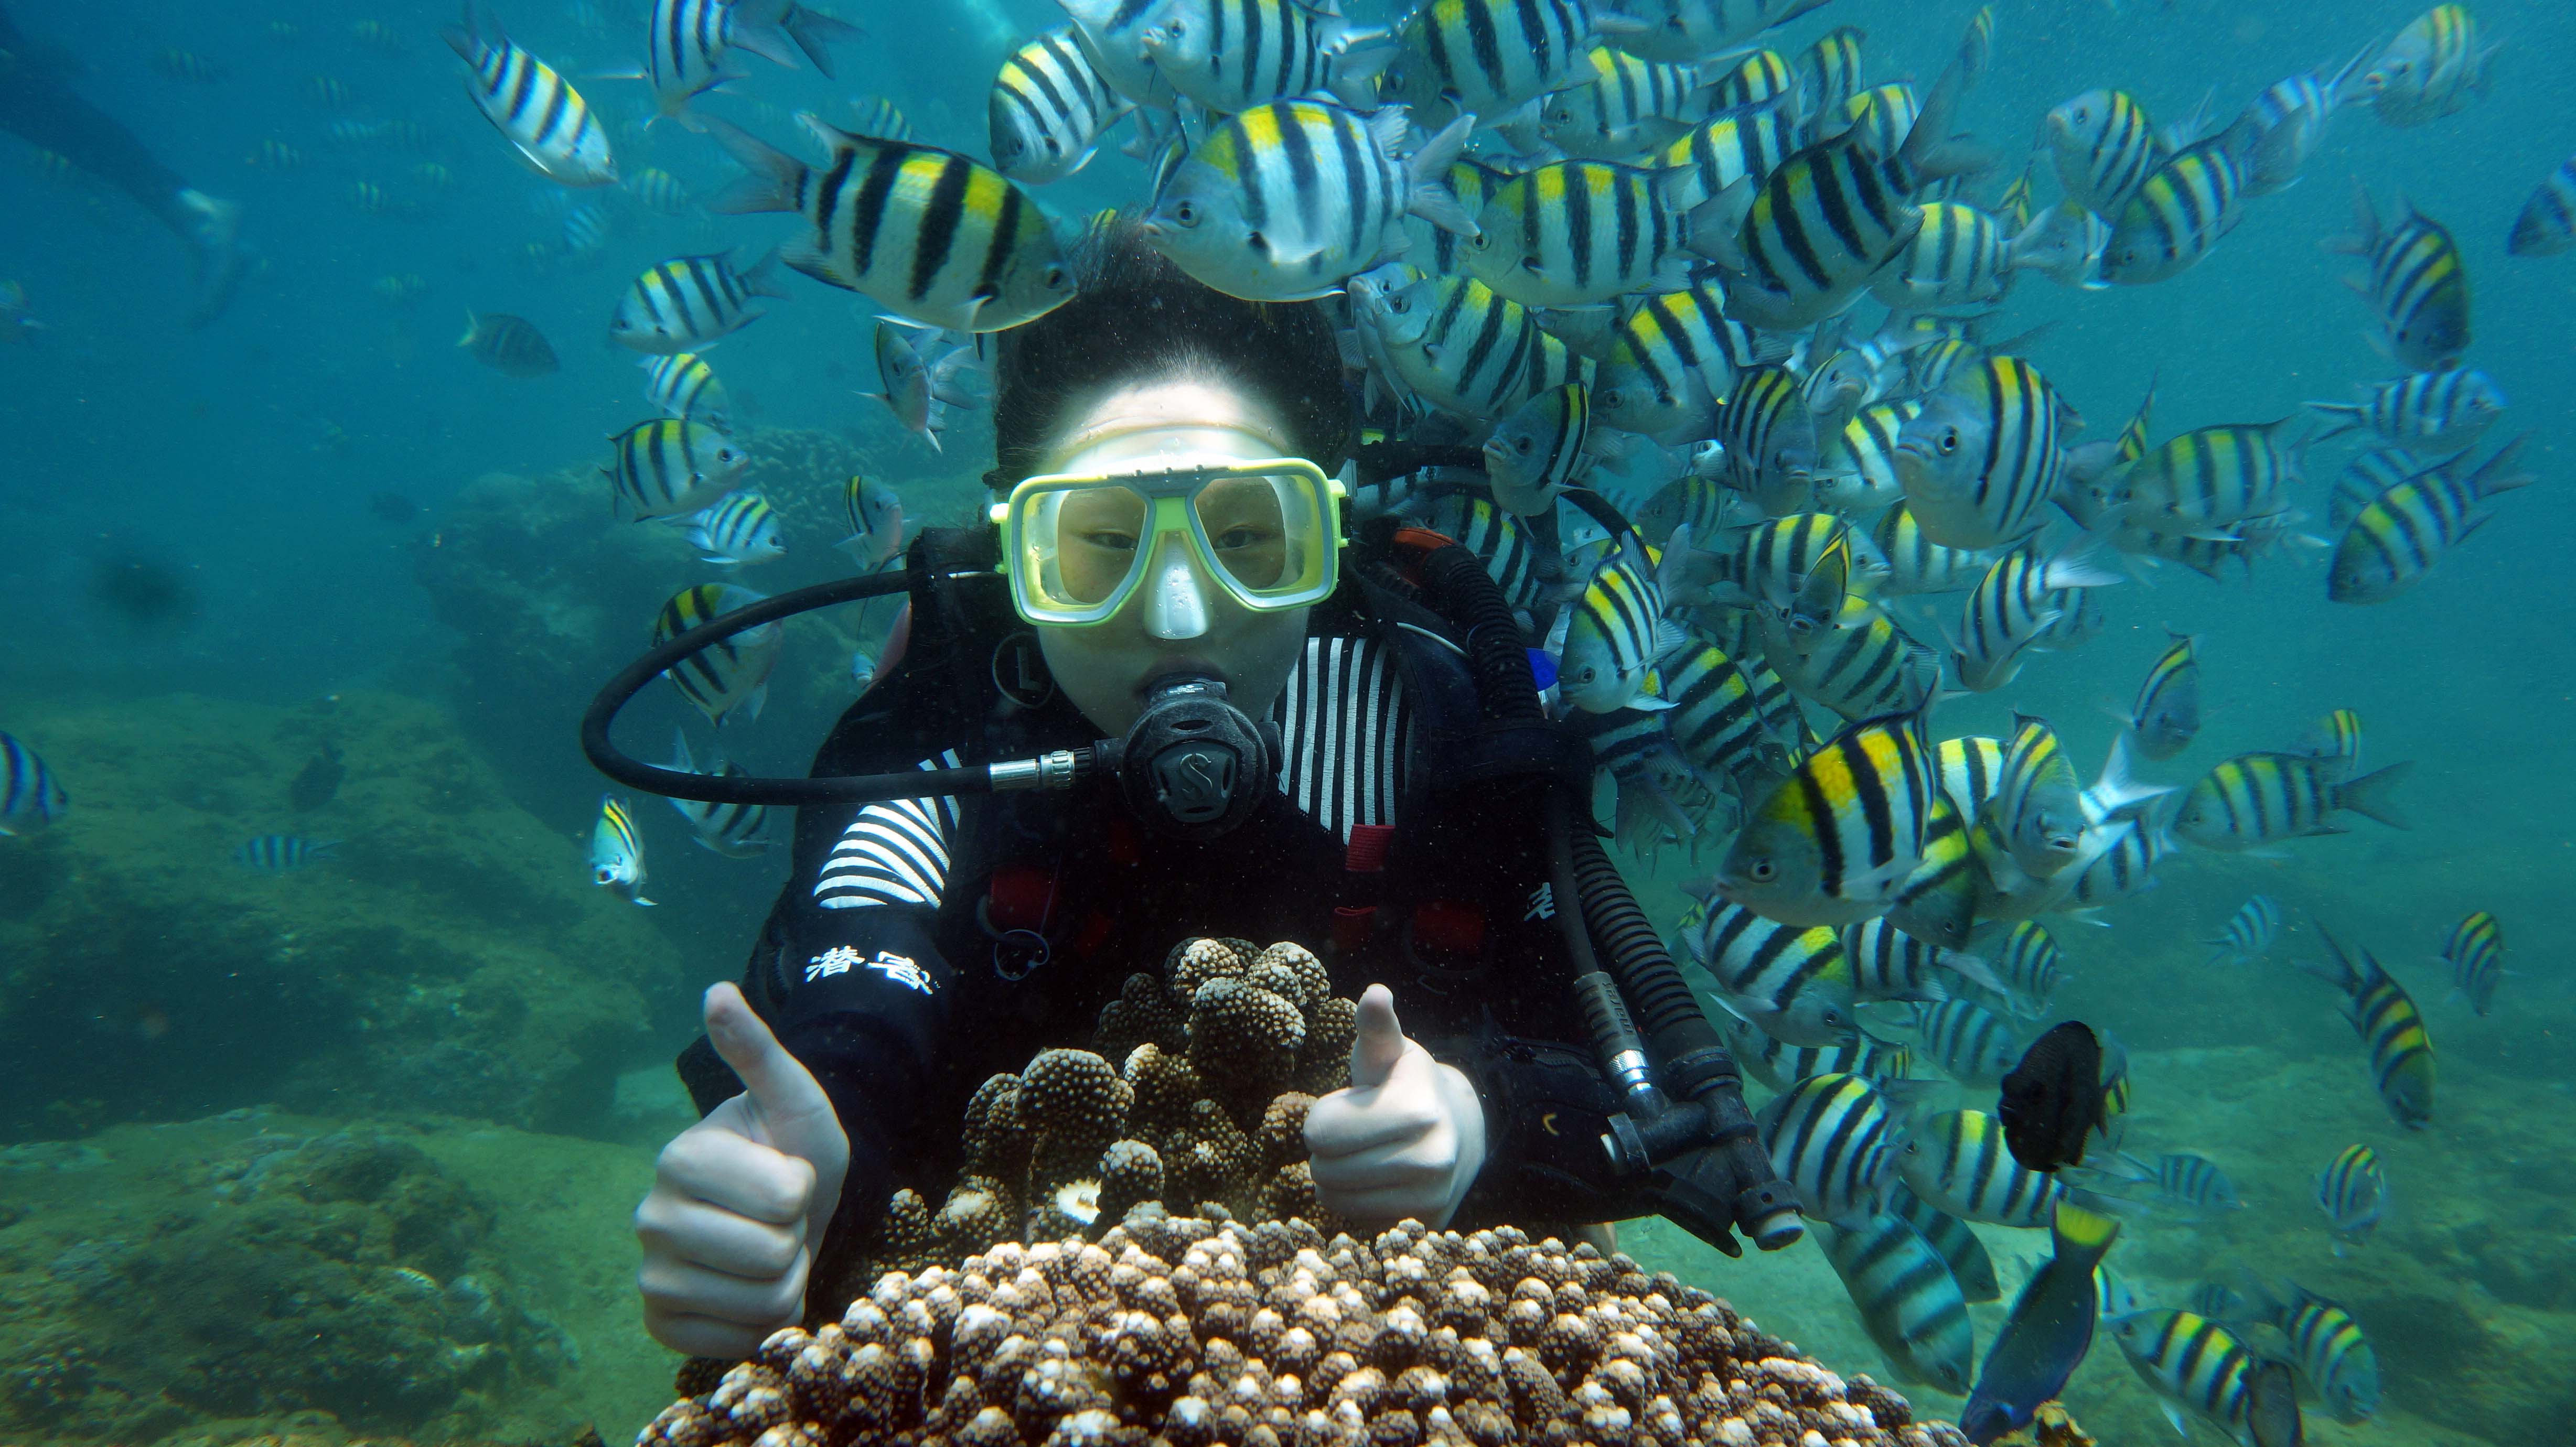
xmin=0 ymin=690 xmax=682 ymax=1137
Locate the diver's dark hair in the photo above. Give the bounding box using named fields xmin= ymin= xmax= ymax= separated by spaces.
xmin=986 ymin=218 xmax=1353 ymax=490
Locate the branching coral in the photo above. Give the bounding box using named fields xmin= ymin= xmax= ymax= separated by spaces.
xmin=642 ymin=1211 xmax=1967 ymax=1447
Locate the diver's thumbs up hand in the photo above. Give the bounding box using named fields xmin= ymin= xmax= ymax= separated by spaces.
xmin=634 ymin=984 xmax=851 ymax=1358
xmin=1305 ymin=985 xmax=1487 ymax=1230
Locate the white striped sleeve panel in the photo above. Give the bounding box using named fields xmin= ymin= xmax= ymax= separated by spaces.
xmin=813 ymin=750 xmax=962 ymax=910
xmin=1273 ymin=636 xmax=1410 ymax=843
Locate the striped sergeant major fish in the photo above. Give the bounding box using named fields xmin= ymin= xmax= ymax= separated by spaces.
xmin=1764 ymin=594 xmax=1941 ymax=723
xmin=1140 ymin=0 xmax=1394 ymax=116
xmin=611 ymin=250 xmax=785 ymax=352
xmin=1716 ymin=1012 xmax=1910 ymax=1094
xmin=664 ymin=731 xmax=771 ymax=857
xmin=1824 ymin=82 xmax=1919 ymax=161
xmin=1 ymin=731 xmax=69 ymax=835
xmin=1655 ymin=640 xmax=1795 ymax=798
xmin=2365 ymin=3 xmax=2494 ymax=128
xmin=2099 ymin=117 xmax=2262 ymax=286
xmin=2326 ymin=186 xmax=2470 ymax=372
xmin=1992 ymin=715 xmax=2088 ymax=878
xmin=644 ymin=353 xmax=730 ymax=428
xmin=2442 ymin=910 xmax=2504 ymax=1016
xmin=1889 ymin=1180 xmax=1999 ymax=1303
xmin=684 ymin=491 xmax=785 ymax=567
xmin=2205 ymin=894 xmax=2281 ymax=968
xmin=1537 ymin=46 xmax=1726 ymax=159
xmin=1870 ymin=202 xmax=2028 ymax=316
xmin=2060 ymin=813 xmax=2177 ymax=911
xmin=442 ymin=4 xmax=616 ymax=187
xmin=2300 ymin=923 xmax=2434 ymax=1129
xmin=1408 ymin=491 xmax=1570 ymax=617
xmin=1703 ymin=13 xmax=1993 ymax=333
xmin=1462 ymin=159 xmax=1706 ymax=309
xmin=2117 ymin=419 xmax=2306 ymax=539
xmin=1812 ymin=400 xmax=1924 ymax=515
xmin=1840 ymin=916 xmax=1991 ymax=1005
xmin=2328 ymin=436 xmax=2535 ymax=604
xmin=1057 ymin=0 xmax=1183 ymax=111
xmin=1958 ymin=1202 xmax=2121 ymax=1445
xmin=1384 ymin=0 xmax=1602 ymax=123
xmin=1798 ymin=26 xmax=1866 ymax=117
xmin=640 ymin=0 xmax=859 ymax=126
xmin=1681 ymin=900 xmax=1858 ymax=1046
xmin=1755 ymin=1071 xmax=1915 ymax=1226
xmin=2118 ymin=1150 xmax=2242 ymax=1212
xmin=1884 ymin=791 xmax=1976 ymax=953
xmin=1706 ymin=48 xmax=1794 ymax=111
xmin=2175 ymin=749 xmax=2411 ymax=852
xmin=1951 ymin=540 xmax=2123 ymax=693
xmin=2240 ymin=1279 xmax=2378 ymax=1424
xmin=1714 ymin=363 xmax=1822 ymax=514
xmin=2236 ymin=45 xmax=2374 ymax=196
xmin=2124 ymin=631 xmax=2199 ymax=761
xmin=1145 ymin=100 xmax=1480 ymax=304
xmin=2308 ymin=366 xmax=2505 ymax=453
xmin=2043 ymin=89 xmax=2161 ymax=219
xmin=605 ymin=418 xmax=747 ymax=522
xmin=2108 ymin=1310 xmax=2265 ymax=1444
xmin=2315 ymin=1143 xmax=2385 ymax=1250
xmin=1691 ymin=512 xmax=1890 ymax=613
xmin=1908 ymin=998 xmax=2020 ymax=1087
xmin=2508 ymin=154 xmax=2576 ymax=257
xmin=1651 ymin=99 xmax=1802 ymax=217
xmin=590 ymin=795 xmax=653 ymax=904
xmin=1484 ymin=383 xmax=1594 ymax=516
xmin=1347 ymin=269 xmax=1585 ymax=423
xmin=2297 ymin=708 xmax=2363 ymax=768
xmin=1992 ymin=920 xmax=2064 ymax=1019
xmin=235 ymin=835 xmax=340 ymax=871
xmin=652 ymin=583 xmax=783 ymax=726
xmin=1893 ymin=355 xmax=2086 ymax=550
xmin=1613 ymin=0 xmax=1832 ymax=65
xmin=989 ymin=28 xmax=1131 ymax=185
xmin=1550 ymin=533 xmax=1681 ymax=714
xmin=1869 ymin=500 xmax=1989 ymax=596
xmin=2330 ymin=447 xmax=2413 ymax=530
xmin=1716 ymin=705 xmax=1934 ymax=928
xmin=705 ymin=115 xmax=1076 ymax=332
xmin=1405 ymin=160 xmax=1508 ymax=275
xmin=1592 ymin=283 xmax=1769 ymax=436
xmin=1811 ymin=1210 xmax=1974 ymax=1395
xmin=1898 ymin=1108 xmax=2090 ymax=1228
xmin=1934 ymin=734 xmax=2004 ymax=817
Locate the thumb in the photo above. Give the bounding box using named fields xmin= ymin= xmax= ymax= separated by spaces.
xmin=1347 ymin=983 xmax=1408 ymax=1090
xmin=704 ymin=982 xmax=844 ymax=1169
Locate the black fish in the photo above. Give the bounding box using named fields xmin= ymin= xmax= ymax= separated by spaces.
xmin=288 ymin=742 xmax=344 ymax=811
xmin=2247 ymin=1358 xmax=2304 ymax=1447
xmin=1998 ymin=1020 xmax=2106 ymax=1172
xmin=460 ymin=310 xmax=560 ymax=377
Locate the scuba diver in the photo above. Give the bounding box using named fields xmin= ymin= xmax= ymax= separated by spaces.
xmin=616 ymin=223 xmax=1795 ymax=1359
xmin=0 ymin=4 xmax=246 ymax=328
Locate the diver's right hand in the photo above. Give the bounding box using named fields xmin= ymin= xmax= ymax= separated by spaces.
xmin=635 ymin=982 xmax=850 ymax=1358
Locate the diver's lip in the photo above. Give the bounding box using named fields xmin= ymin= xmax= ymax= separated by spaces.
xmin=1138 ymin=656 xmax=1225 ymax=695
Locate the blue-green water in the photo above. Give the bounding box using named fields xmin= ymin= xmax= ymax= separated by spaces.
xmin=0 ymin=1 xmax=2571 ymax=1444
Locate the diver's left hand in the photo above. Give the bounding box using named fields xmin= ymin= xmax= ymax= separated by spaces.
xmin=1304 ymin=984 xmax=1486 ymax=1228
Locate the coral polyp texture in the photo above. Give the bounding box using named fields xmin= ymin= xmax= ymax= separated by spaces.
xmin=837 ymin=938 xmax=1356 ymax=1291
xmin=643 ymin=1211 xmax=1965 ymax=1447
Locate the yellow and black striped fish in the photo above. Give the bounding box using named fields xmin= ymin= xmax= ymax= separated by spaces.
xmin=1657 ymin=640 xmax=1797 ymax=796
xmin=1894 ymin=355 xmax=2075 ymax=549
xmin=1388 ymin=0 xmax=1596 ymax=122
xmin=1992 ymin=714 xmax=2086 ymax=878
xmin=1539 ymin=46 xmax=1725 ymax=158
xmin=1716 ymin=362 xmax=1822 ymax=512
xmin=1719 ymin=1014 xmax=1912 ymax=1094
xmin=2508 ymin=154 xmax=2576 ymax=257
xmin=2118 ymin=418 xmax=2305 ymax=538
xmin=1829 ymin=83 xmax=1919 ymax=159
xmin=1811 ymin=1210 xmax=1973 ymax=1395
xmin=1707 ymin=49 xmax=1795 ymax=111
xmin=990 ymin=27 xmax=1131 ymax=185
xmin=2328 ymin=185 xmax=2468 ymax=371
xmin=2043 ymin=89 xmax=2160 ymax=218
xmin=2100 ymin=117 xmax=2259 ymax=285
xmin=2245 ymin=1279 xmax=2379 ymax=1423
xmin=1466 ymin=159 xmax=1700 ymax=308
xmin=1896 ymin=1107 xmax=2074 ymax=1226
xmin=2442 ymin=909 xmax=2504 ymax=1016
xmin=2175 ymin=750 xmax=2412 ymax=851
xmin=704 ymin=116 xmax=1075 ymax=331
xmin=1935 ymin=734 xmax=2005 ymax=818
xmin=1483 ymin=383 xmax=1592 ymax=515
xmin=1142 ymin=0 xmax=1388 ymax=116
xmin=1765 ymin=594 xmax=1940 ymax=722
xmin=1652 ymin=100 xmax=1802 ymax=213
xmin=1718 ymin=704 xmax=1935 ymax=926
xmin=2301 ymin=924 xmax=2434 ymax=1129
xmin=2298 ymin=708 xmax=2364 ymax=767
xmin=1885 ymin=790 xmax=1977 ymax=951
xmin=1812 ymin=399 xmax=1924 ymax=514
xmin=1951 ymin=540 xmax=2123 ymax=693
xmin=1593 ymin=282 xmax=1767 ymax=436
xmin=589 ymin=794 xmax=652 ymax=905
xmin=2110 ymin=1311 xmax=2262 ymax=1442
xmin=2124 ymin=631 xmax=2199 ymax=760
xmin=1350 ymin=269 xmax=1586 ymax=422
xmin=1870 ymin=498 xmax=1990 ymax=596
xmin=1407 ymin=160 xmax=1508 ymax=274
xmin=1683 ymin=901 xmax=1858 ymax=1046
xmin=641 ymin=351 xmax=731 ymax=429
xmin=611 ymin=251 xmax=786 ymax=353
xmin=1756 ymin=1071 xmax=1908 ymax=1225
xmin=651 ymin=582 xmax=783 ymax=726
xmin=2366 ymin=3 xmax=2492 ymax=128
xmin=2314 ymin=1143 xmax=2384 ymax=1247
xmin=1798 ymin=26 xmax=1867 ymax=120
xmin=442 ymin=5 xmax=615 ymax=186
xmin=2328 ymin=435 xmax=2534 ymax=603
xmin=604 ymin=418 xmax=747 ymax=521
xmin=1872 ymin=201 xmax=2019 ymax=315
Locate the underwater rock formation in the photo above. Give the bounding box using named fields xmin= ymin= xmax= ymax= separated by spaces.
xmin=0 ymin=690 xmax=681 ymax=1136
xmin=841 ymin=938 xmax=1356 ymax=1292
xmin=646 ymin=1211 xmax=1965 ymax=1447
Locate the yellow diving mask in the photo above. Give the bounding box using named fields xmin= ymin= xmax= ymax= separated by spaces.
xmin=992 ymin=454 xmax=1346 ymax=627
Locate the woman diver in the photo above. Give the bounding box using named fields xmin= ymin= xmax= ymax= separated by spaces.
xmin=620 ymin=223 xmax=1792 ymax=1359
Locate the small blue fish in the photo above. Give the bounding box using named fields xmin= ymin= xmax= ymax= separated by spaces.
xmin=2315 ymin=1144 xmax=2385 ymax=1251
xmin=2207 ymin=895 xmax=2282 ymax=967
xmin=684 ymin=491 xmax=786 ymax=566
xmin=664 ymin=731 xmax=770 ymax=858
xmin=590 ymin=794 xmax=653 ymax=905
xmin=837 ymin=474 xmax=907 ymax=569
xmin=237 ymin=835 xmax=340 ymax=871
xmin=1 ymin=731 xmax=69 ymax=836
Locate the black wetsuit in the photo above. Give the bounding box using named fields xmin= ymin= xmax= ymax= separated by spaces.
xmin=0 ymin=6 xmax=195 ymax=237
xmin=679 ymin=532 xmax=1639 ymax=1294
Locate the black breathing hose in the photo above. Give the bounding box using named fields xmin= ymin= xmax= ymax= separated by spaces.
xmin=579 ymin=569 xmax=1022 ymax=806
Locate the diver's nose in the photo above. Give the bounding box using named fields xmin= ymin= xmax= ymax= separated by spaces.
xmin=1141 ymin=535 xmax=1212 ymax=640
